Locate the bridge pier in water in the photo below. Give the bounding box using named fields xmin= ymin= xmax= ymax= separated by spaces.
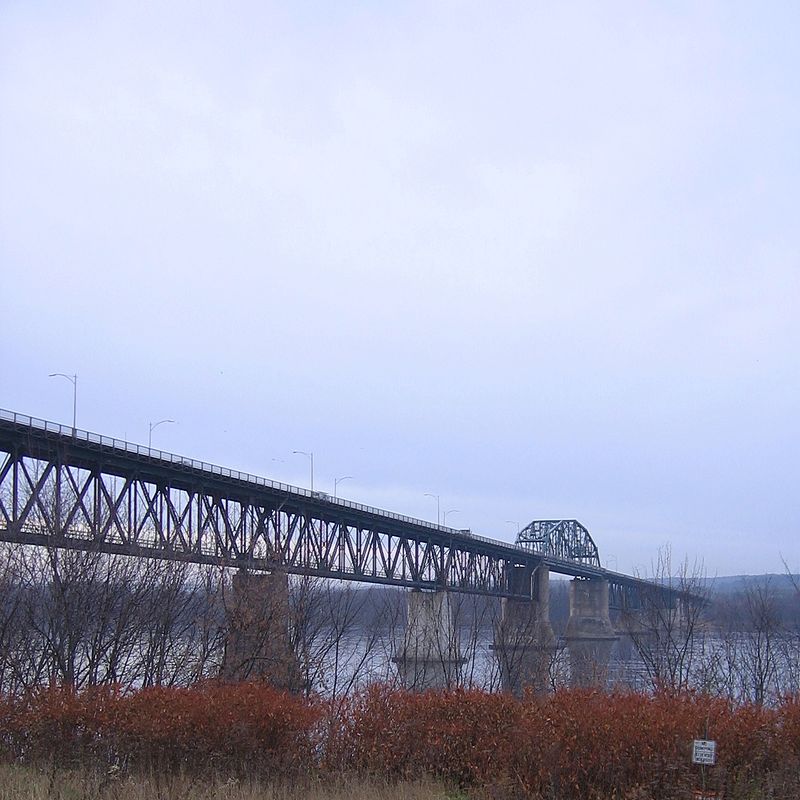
xmin=565 ymin=577 xmax=617 ymax=687
xmin=394 ymin=589 xmax=464 ymax=690
xmin=493 ymin=565 xmax=556 ymax=695
xmin=221 ymin=570 xmax=300 ymax=690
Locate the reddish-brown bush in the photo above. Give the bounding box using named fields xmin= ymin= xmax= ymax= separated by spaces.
xmin=326 ymin=686 xmax=800 ymax=799
xmin=0 ymin=681 xmax=319 ymax=777
xmin=110 ymin=681 xmax=321 ymax=775
xmin=11 ymin=684 xmax=118 ymax=766
xmin=0 ymin=682 xmax=797 ymax=798
xmin=326 ymin=686 xmax=524 ymax=786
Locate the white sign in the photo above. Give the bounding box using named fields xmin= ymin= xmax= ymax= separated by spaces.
xmin=692 ymin=739 xmax=717 ymax=765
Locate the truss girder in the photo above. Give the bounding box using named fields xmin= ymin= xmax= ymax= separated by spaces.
xmin=0 ymin=415 xmax=704 ymax=607
xmin=0 ymin=445 xmax=519 ymax=597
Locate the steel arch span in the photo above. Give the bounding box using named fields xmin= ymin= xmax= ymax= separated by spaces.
xmin=516 ymin=519 xmax=601 ymax=567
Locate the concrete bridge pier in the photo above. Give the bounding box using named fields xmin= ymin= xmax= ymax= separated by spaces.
xmin=221 ymin=570 xmax=301 ymax=690
xmin=565 ymin=577 xmax=617 ymax=687
xmin=493 ymin=565 xmax=556 ymax=695
xmin=393 ymin=589 xmax=465 ymax=690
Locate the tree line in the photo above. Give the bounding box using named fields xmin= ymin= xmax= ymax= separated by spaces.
xmin=0 ymin=540 xmax=797 ymax=705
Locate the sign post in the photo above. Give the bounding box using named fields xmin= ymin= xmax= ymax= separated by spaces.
xmin=692 ymin=739 xmax=717 ymax=799
xmin=692 ymin=739 xmax=716 ymax=766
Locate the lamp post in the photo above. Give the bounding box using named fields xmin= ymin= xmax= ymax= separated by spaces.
xmin=334 ymin=475 xmax=353 ymax=499
xmin=49 ymin=372 xmax=77 ymax=432
xmin=148 ymin=419 xmax=176 ymax=449
xmin=293 ymin=450 xmax=314 ymax=492
xmin=443 ymin=509 xmax=460 ymax=527
xmin=505 ymin=520 xmax=520 ymax=541
xmin=424 ymin=493 xmax=440 ymax=525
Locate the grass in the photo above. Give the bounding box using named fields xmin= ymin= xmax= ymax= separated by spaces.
xmin=0 ymin=764 xmax=455 ymax=800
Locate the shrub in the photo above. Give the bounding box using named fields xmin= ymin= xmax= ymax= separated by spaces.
xmin=0 ymin=681 xmax=319 ymax=778
xmin=325 ymin=686 xmax=800 ymax=799
xmin=0 ymin=682 xmax=797 ymax=798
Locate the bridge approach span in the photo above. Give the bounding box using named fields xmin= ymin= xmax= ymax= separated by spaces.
xmin=0 ymin=410 xmax=684 ymax=606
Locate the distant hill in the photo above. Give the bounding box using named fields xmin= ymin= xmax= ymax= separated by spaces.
xmin=699 ymin=574 xmax=799 ymax=595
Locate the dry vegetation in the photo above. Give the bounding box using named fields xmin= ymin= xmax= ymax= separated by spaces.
xmin=0 ymin=765 xmax=453 ymax=800
xmin=0 ymin=541 xmax=798 ymax=798
xmin=0 ymin=682 xmax=798 ymax=800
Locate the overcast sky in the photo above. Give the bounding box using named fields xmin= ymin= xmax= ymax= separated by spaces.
xmin=2 ymin=1 xmax=798 ymax=578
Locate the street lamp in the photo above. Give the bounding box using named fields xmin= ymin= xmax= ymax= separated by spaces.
xmin=334 ymin=475 xmax=353 ymax=499
xmin=424 ymin=493 xmax=440 ymax=525
xmin=148 ymin=419 xmax=176 ymax=449
xmin=49 ymin=372 xmax=77 ymax=432
xmin=292 ymin=450 xmax=314 ymax=492
xmin=443 ymin=509 xmax=460 ymax=526
xmin=505 ymin=520 xmax=520 ymax=536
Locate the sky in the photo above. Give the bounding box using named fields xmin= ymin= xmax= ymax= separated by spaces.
xmin=1 ymin=1 xmax=798 ymax=578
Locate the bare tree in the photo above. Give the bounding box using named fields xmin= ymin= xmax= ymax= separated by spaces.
xmin=456 ymin=593 xmax=496 ymax=690
xmin=711 ymin=577 xmax=798 ymax=705
xmin=622 ymin=546 xmax=710 ymax=692
xmin=737 ymin=581 xmax=782 ymax=705
xmin=184 ymin=565 xmax=227 ymax=683
xmin=0 ymin=545 xmax=28 ymax=694
xmin=289 ymin=579 xmax=397 ymax=705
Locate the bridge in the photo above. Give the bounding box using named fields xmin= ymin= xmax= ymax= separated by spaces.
xmin=0 ymin=409 xmax=697 ymax=691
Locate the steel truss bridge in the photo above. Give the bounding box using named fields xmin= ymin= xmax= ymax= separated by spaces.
xmin=0 ymin=410 xmax=688 ymax=607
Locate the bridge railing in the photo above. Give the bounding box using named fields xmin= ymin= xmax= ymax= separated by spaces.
xmin=1 ymin=409 xmax=509 ymax=550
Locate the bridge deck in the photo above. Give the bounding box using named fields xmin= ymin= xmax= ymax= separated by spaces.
xmin=0 ymin=409 xmax=690 ymax=604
